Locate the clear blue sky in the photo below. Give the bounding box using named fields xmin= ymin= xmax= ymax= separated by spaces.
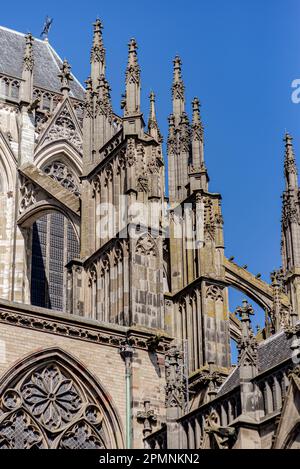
xmin=3 ymin=0 xmax=300 ymax=334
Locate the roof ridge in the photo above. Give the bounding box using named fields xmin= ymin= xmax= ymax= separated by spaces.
xmin=47 ymin=43 xmax=85 ymax=93
xmin=0 ymin=25 xmax=47 ymax=44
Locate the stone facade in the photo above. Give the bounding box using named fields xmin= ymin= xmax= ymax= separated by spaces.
xmin=0 ymin=22 xmax=299 ymax=449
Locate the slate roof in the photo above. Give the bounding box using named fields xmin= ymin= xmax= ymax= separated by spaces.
xmin=0 ymin=26 xmax=85 ymax=100
xmin=217 ymin=329 xmax=293 ymax=397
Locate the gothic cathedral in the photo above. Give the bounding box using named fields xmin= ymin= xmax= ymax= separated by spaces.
xmin=0 ymin=21 xmax=299 ymax=449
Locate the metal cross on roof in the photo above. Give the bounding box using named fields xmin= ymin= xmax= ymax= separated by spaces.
xmin=40 ymin=16 xmax=53 ymax=41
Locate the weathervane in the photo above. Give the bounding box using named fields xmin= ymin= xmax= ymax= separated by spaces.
xmin=40 ymin=16 xmax=53 ymax=41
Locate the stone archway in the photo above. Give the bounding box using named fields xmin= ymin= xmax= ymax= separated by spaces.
xmin=0 ymin=348 xmax=124 ymax=449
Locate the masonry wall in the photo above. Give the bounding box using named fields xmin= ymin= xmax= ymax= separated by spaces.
xmin=0 ymin=306 xmax=167 ymax=449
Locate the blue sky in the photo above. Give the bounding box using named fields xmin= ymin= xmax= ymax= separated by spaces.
xmin=3 ymin=0 xmax=300 ymax=335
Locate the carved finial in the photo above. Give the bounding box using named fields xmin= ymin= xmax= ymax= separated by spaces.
xmin=191 ymin=97 xmax=205 ymax=177
xmin=192 ymin=97 xmax=200 ymax=122
xmin=124 ymin=38 xmax=141 ymax=116
xmin=91 ymin=18 xmax=105 ymax=63
xmin=173 ymin=55 xmax=182 ymax=82
xmin=235 ymin=300 xmax=258 ymax=367
xmin=90 ymin=19 xmax=105 ymax=89
xmin=167 ymin=114 xmax=176 ymax=155
xmin=20 ymin=33 xmax=35 ymax=104
xmin=137 ymin=400 xmax=157 ymax=442
xmin=172 ymin=56 xmax=185 ymax=123
xmin=284 ymin=132 xmax=298 ymax=191
xmin=148 ymin=91 xmax=161 ymax=141
xmin=235 ymin=299 xmax=255 ymax=342
xmin=95 ymin=74 xmax=112 ymax=118
xmin=235 ymin=299 xmax=254 ymax=323
xmin=191 ymin=97 xmax=203 ymax=134
xmin=128 ymin=38 xmax=138 ymax=65
xmin=85 ymin=76 xmax=93 ymax=93
xmin=58 ymin=59 xmax=73 ymax=97
xmin=23 ymin=33 xmax=34 ymax=72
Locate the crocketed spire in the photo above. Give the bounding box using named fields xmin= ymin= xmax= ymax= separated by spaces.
xmin=90 ymin=18 xmax=105 ymax=89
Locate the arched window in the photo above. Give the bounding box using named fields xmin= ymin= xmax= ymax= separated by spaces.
xmin=30 ymin=211 xmax=79 ymax=311
xmin=0 ymin=349 xmax=123 ymax=449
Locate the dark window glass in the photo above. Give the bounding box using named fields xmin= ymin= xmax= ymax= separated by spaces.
xmin=31 ymin=212 xmax=79 ymax=311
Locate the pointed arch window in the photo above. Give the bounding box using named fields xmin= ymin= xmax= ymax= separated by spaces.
xmin=31 ymin=212 xmax=79 ymax=311
xmin=0 ymin=350 xmax=123 ymax=449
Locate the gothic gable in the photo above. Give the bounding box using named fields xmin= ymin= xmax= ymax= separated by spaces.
xmin=35 ymin=98 xmax=83 ymax=155
xmin=273 ymin=370 xmax=300 ymax=448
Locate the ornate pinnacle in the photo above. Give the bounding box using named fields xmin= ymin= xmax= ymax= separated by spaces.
xmin=167 ymin=114 xmax=176 ymax=148
xmin=126 ymin=38 xmax=140 ymax=83
xmin=23 ymin=33 xmax=34 ymax=72
xmin=83 ymin=77 xmax=94 ymax=119
xmin=90 ymin=18 xmax=105 ymax=64
xmin=235 ymin=299 xmax=254 ymax=323
xmin=124 ymin=38 xmax=140 ymax=116
xmin=284 ymin=133 xmax=298 ymax=195
xmin=172 ymin=56 xmax=185 ymax=121
xmin=95 ymin=74 xmax=112 ymax=118
xmin=85 ymin=76 xmax=93 ymax=93
xmin=58 ymin=59 xmax=73 ymax=96
xmin=235 ymin=300 xmax=258 ymax=366
xmin=284 ymin=132 xmax=297 ymax=175
xmin=173 ymin=55 xmax=182 ymax=82
xmin=192 ymin=97 xmax=204 ymax=142
xmin=128 ymin=38 xmax=138 ymax=63
xmin=148 ymin=91 xmax=161 ymax=141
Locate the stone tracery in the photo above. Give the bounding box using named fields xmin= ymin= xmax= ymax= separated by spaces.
xmin=0 ymin=353 xmax=117 ymax=449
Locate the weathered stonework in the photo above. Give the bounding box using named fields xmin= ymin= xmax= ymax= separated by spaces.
xmin=0 ymin=22 xmax=298 ymax=450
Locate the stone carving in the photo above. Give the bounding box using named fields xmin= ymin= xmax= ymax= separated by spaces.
xmin=172 ymin=56 xmax=184 ymax=101
xmin=179 ymin=112 xmax=190 ymax=153
xmin=23 ymin=33 xmax=34 ymax=72
xmin=88 ymin=264 xmax=97 ymax=287
xmin=58 ymin=59 xmax=73 ymax=94
xmin=167 ymin=114 xmax=177 ymax=156
xmin=43 ymin=161 xmax=80 ymax=196
xmin=19 ymin=176 xmax=37 ymax=213
xmin=90 ymin=19 xmax=105 ymax=64
xmin=83 ymin=77 xmax=94 ymax=119
xmin=165 ymin=345 xmax=186 ymax=409
xmin=91 ymin=175 xmax=101 ymax=197
xmin=0 ymin=410 xmax=45 ymax=449
xmin=43 ymin=106 xmax=82 ymax=152
xmin=126 ymin=138 xmax=136 ymax=166
xmin=191 ymin=97 xmax=204 ymax=142
xmin=126 ymin=39 xmax=140 ymax=85
xmin=148 ymin=148 xmax=161 ymax=174
xmin=234 ymin=300 xmax=258 ymax=366
xmin=137 ymin=176 xmax=149 ymax=193
xmin=135 ymin=234 xmax=157 ymax=257
xmin=137 ymin=400 xmax=157 ymax=441
xmin=95 ymin=75 xmax=112 ymax=119
xmin=0 ymin=360 xmax=106 ymax=449
xmin=204 ymin=410 xmax=236 ymax=449
xmin=0 ymin=309 xmax=168 ymax=352
xmin=206 ymin=285 xmax=223 ymax=302
xmin=190 ymin=362 xmax=223 ymax=400
xmin=21 ymin=364 xmax=82 ymax=431
xmin=58 ymin=421 xmax=104 ymax=449
xmin=271 ymin=267 xmax=285 ymax=292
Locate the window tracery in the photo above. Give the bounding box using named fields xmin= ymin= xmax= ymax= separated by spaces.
xmin=0 ymin=359 xmax=109 ymax=449
xmin=42 ymin=161 xmax=80 ymax=197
